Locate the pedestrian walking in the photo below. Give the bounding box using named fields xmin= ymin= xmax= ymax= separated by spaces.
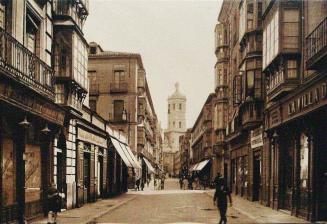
xmin=47 ymin=184 xmax=62 ymax=224
xmin=147 ymin=177 xmax=150 ymax=187
xmin=179 ymin=178 xmax=183 ymax=189
xmin=213 ymin=179 xmax=232 ymax=224
xmin=214 ymin=172 xmax=223 ymax=189
xmin=188 ymin=176 xmax=193 ymax=190
xmin=141 ymin=179 xmax=145 ymax=191
xmin=136 ymin=178 xmax=140 ymax=191
xmin=161 ymin=178 xmax=165 ymax=190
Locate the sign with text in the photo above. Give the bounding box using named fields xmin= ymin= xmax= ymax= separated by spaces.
xmin=251 ymin=126 xmax=263 ymax=149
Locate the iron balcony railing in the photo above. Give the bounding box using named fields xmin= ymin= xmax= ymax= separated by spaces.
xmin=0 ymin=27 xmax=54 ymax=99
xmin=306 ymin=16 xmax=327 ymax=69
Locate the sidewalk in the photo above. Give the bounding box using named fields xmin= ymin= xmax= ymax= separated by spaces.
xmin=30 ymin=194 xmax=137 ymax=224
xmin=205 ymin=190 xmax=309 ymax=224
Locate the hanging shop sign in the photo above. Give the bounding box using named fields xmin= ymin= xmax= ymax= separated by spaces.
xmin=77 ymin=128 xmax=107 ymax=148
xmin=250 ymin=126 xmax=263 ymax=149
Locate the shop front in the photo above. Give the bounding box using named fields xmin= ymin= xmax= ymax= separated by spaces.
xmin=0 ymin=80 xmax=65 ymax=223
xmin=76 ymin=124 xmax=108 ymax=207
xmin=110 ymin=135 xmax=140 ymax=194
xmin=265 ymin=76 xmax=327 ymax=221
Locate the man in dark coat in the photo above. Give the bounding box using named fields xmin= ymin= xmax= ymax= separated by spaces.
xmin=213 ymin=179 xmax=232 ymax=224
xmin=136 ymin=178 xmax=140 ymax=191
xmin=47 ymin=184 xmax=62 ymax=224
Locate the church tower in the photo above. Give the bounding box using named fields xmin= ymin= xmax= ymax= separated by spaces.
xmin=167 ymin=82 xmax=187 ymax=132
xmin=164 ymin=82 xmax=186 ymax=153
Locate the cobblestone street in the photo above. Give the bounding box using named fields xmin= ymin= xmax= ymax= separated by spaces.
xmin=92 ymin=179 xmax=302 ymax=224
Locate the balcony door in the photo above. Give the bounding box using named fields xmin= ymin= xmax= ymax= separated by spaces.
xmin=113 ymin=100 xmax=124 ymax=122
xmin=114 ymin=70 xmax=125 ymax=88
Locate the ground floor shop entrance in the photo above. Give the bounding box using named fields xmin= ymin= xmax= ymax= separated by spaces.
xmin=253 ymin=152 xmax=261 ymax=201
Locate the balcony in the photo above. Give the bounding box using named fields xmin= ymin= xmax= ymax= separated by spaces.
xmin=215 ymin=87 xmax=228 ymax=101
xmin=306 ymin=16 xmax=327 ymax=70
xmin=241 ymin=100 xmax=263 ymax=130
xmin=89 ymin=83 xmax=99 ymax=95
xmin=0 ymin=27 xmax=54 ymax=100
xmin=216 ymin=48 xmax=229 ymax=62
xmin=110 ymin=82 xmax=128 ymax=93
xmin=137 ymin=127 xmax=146 ymax=146
xmin=267 ymin=73 xmax=299 ymax=101
xmin=54 ymin=0 xmax=89 ymax=16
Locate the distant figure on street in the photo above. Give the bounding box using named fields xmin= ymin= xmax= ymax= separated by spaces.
xmin=161 ymin=178 xmax=165 ymax=190
xmin=147 ymin=177 xmax=150 ymax=187
xmin=179 ymin=178 xmax=183 ymax=189
xmin=213 ymin=179 xmax=232 ymax=224
xmin=188 ymin=176 xmax=193 ymax=190
xmin=47 ymin=184 xmax=62 ymax=224
xmin=136 ymin=178 xmax=140 ymax=191
xmin=183 ymin=178 xmax=188 ymax=190
xmin=141 ymin=179 xmax=145 ymax=191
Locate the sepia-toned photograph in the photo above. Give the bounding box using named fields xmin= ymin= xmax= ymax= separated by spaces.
xmin=0 ymin=0 xmax=326 ymax=223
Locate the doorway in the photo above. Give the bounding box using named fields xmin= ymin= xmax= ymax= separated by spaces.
xmin=253 ymin=152 xmax=261 ymax=201
xmin=83 ymin=153 xmax=91 ymax=203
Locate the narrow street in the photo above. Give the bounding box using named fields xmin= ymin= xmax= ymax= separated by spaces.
xmin=93 ymin=179 xmax=255 ymax=224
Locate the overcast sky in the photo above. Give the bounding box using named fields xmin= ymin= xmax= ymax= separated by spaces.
xmin=84 ymin=0 xmax=222 ymax=130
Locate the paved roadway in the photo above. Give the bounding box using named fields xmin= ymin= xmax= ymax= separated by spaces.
xmin=93 ymin=179 xmax=256 ymax=224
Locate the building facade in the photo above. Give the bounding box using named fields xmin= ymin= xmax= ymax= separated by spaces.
xmin=87 ymin=42 xmax=159 ymax=183
xmin=0 ymin=0 xmax=66 ymax=222
xmin=179 ymin=129 xmax=192 ymax=177
xmin=189 ymin=93 xmax=217 ymax=183
xmin=216 ymin=0 xmax=327 ymax=222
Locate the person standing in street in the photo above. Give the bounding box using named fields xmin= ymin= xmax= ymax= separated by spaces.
xmin=136 ymin=178 xmax=140 ymax=191
xmin=213 ymin=179 xmax=232 ymax=224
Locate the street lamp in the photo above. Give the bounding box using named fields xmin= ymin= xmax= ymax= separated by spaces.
xmin=19 ymin=116 xmax=31 ymax=129
xmin=41 ymin=123 xmax=51 ymax=135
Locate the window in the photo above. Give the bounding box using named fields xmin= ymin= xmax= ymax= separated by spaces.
xmin=300 ymin=134 xmax=309 ymax=188
xmin=233 ymin=75 xmax=242 ymax=105
xmin=179 ymin=104 xmax=182 ymax=110
xmin=246 ymin=70 xmax=255 ymax=97
xmin=90 ymin=47 xmax=96 ymax=54
xmin=114 ymin=70 xmax=126 ymax=84
xmin=73 ymin=33 xmax=88 ymax=90
xmin=179 ymin=122 xmax=182 ymax=128
xmin=263 ymin=10 xmax=279 ymax=69
xmin=247 ymin=3 xmax=254 ymax=30
xmin=113 ymin=100 xmax=124 ymax=121
xmin=287 ymin=60 xmax=298 ymax=79
xmin=173 ymin=121 xmax=175 ymax=127
xmin=55 ymin=84 xmax=65 ymax=104
xmin=0 ymin=2 xmax=5 ymax=29
xmin=283 ymin=9 xmax=299 ymax=50
xmin=173 ymin=104 xmax=175 ymax=110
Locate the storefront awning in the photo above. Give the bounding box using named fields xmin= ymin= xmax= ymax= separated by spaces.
xmin=111 ymin=138 xmax=133 ymax=168
xmin=122 ymin=144 xmax=141 ymax=169
xmin=143 ymin=157 xmax=155 ymax=173
xmin=191 ymin=159 xmax=210 ymax=171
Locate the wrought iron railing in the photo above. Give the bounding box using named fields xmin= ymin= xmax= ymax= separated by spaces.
xmin=306 ymin=16 xmax=327 ymax=67
xmin=0 ymin=27 xmax=54 ymax=99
